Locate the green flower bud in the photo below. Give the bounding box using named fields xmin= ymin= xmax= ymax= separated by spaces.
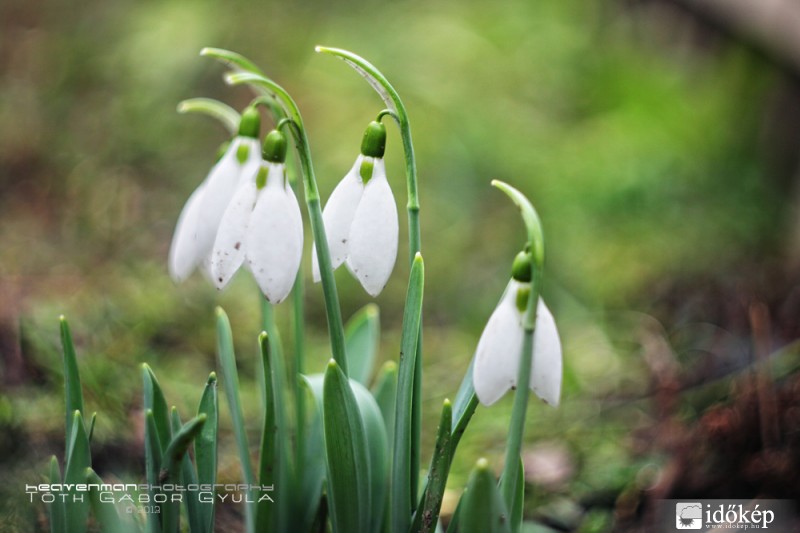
xmin=511 ymin=250 xmax=533 ymax=282
xmin=262 ymin=129 xmax=288 ymax=163
xmin=237 ymin=106 xmax=261 ymax=139
xmin=360 ymin=121 xmax=386 ymax=158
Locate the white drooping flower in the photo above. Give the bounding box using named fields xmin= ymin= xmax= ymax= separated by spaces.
xmin=209 ymin=130 xmax=303 ymax=304
xmin=472 ymin=278 xmax=562 ymax=407
xmin=312 ymin=121 xmax=398 ymax=297
xmin=168 ymin=107 xmax=262 ymax=282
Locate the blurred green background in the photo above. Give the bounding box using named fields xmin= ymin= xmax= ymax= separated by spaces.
xmin=3 ymin=0 xmax=800 ymax=530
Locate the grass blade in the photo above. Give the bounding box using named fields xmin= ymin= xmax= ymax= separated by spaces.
xmin=391 ymin=253 xmax=424 ymax=533
xmin=345 ymin=304 xmax=380 ymax=386
xmin=323 ymin=360 xmax=371 ymax=533
xmin=215 ymin=307 xmax=255 ymax=531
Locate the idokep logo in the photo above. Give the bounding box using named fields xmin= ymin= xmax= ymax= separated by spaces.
xmin=675 ymin=502 xmax=703 ymax=530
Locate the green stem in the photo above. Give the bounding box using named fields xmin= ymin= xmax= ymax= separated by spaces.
xmin=316 ymin=47 xmax=425 ymax=509
xmin=499 ymin=270 xmax=541 ymax=525
xmin=226 ymin=71 xmax=348 ymax=375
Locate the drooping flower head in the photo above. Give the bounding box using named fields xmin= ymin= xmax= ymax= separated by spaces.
xmin=473 ymin=249 xmax=562 ymax=406
xmin=210 ymin=128 xmax=303 ymax=303
xmin=312 ymin=120 xmax=398 ymax=296
xmin=168 ymin=106 xmax=263 ymax=282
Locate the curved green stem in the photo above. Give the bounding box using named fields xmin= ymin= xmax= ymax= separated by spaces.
xmin=226 ymin=71 xmax=347 ymax=374
xmin=177 ymin=98 xmax=241 ymax=134
xmin=317 ymin=46 xmax=425 ymax=512
xmin=492 ymin=180 xmax=547 ymax=529
xmin=316 ymin=46 xmax=421 ymax=255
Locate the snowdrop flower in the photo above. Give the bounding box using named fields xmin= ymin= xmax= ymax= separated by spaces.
xmin=312 ymin=121 xmax=398 ymax=297
xmin=473 ymin=251 xmax=562 ymax=407
xmin=168 ymin=107 xmax=263 ymax=282
xmin=209 ymin=129 xmax=303 ymax=304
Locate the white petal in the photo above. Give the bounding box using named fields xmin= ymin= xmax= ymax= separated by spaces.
xmin=472 ymin=281 xmax=524 ymax=406
xmin=246 ymin=164 xmax=304 ymax=303
xmin=312 ymin=155 xmax=365 ymax=282
xmin=168 ymin=182 xmax=206 ymax=282
xmin=209 ymin=171 xmax=259 ymax=289
xmin=529 ymin=300 xmax=562 ymax=406
xmin=345 ymin=159 xmax=398 ymax=296
xmin=194 ymin=137 xmax=261 ymax=261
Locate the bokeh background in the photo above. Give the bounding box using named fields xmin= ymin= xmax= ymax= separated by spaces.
xmin=3 ymin=0 xmax=800 ymax=530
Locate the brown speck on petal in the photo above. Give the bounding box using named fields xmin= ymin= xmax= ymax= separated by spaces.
xmin=234 ymin=242 xmax=241 ymax=250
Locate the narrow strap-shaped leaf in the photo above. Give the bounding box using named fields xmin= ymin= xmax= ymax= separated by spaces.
xmin=265 ymin=330 xmax=294 ymax=532
xmin=177 ymin=98 xmax=240 ymax=134
xmin=323 ymin=360 xmax=371 ymax=533
xmin=48 ymin=455 xmax=65 ymax=533
xmin=142 ymin=364 xmax=171 ymax=453
xmin=200 ymin=47 xmax=266 ymax=76
xmin=60 ymin=316 xmax=84 ymax=458
xmin=255 ymin=333 xmax=276 ymax=533
xmin=64 ymin=411 xmax=90 ymax=533
xmin=372 ymin=361 xmax=397 ymax=445
xmin=87 ymin=412 xmax=96 ymax=443
xmin=345 ymin=304 xmax=380 ymax=385
xmin=450 ymin=358 xmax=479 ymax=454
xmin=161 ymin=414 xmax=207 ymax=483
xmin=459 ymin=459 xmax=511 ymax=533
xmin=392 ymin=253 xmax=425 ymax=533
xmin=170 ymin=408 xmax=197 ymax=533
xmin=351 ymin=380 xmax=390 ymax=533
xmin=86 ymin=468 xmax=128 ymax=533
xmin=411 ymin=399 xmax=452 ymax=533
xmin=144 ymin=410 xmax=162 ymax=533
xmin=159 ymin=413 xmax=207 ymax=533
xmin=215 ymin=307 xmax=255 ymax=531
xmin=195 ymin=373 xmax=218 ymax=533
xmin=297 ymin=377 xmax=327 ymax=533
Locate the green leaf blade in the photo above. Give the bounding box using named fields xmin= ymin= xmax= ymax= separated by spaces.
xmin=391 ymin=253 xmax=425 ymax=533
xmin=195 ymin=372 xmax=218 ymax=533
xmin=412 ymin=399 xmax=453 ymax=533
xmin=323 ymin=361 xmax=371 ymax=533
xmin=459 ymin=459 xmax=511 ymax=533
xmin=215 ymin=307 xmax=255 ymax=531
xmin=59 ymin=316 xmax=84 ymax=457
xmin=345 ymin=304 xmax=380 ymax=386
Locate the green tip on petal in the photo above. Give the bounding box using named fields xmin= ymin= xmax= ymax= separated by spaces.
xmin=262 ymin=129 xmax=288 ymax=163
xmin=238 ymin=106 xmax=261 ymax=139
xmin=515 ymin=285 xmax=531 ymax=313
xmin=359 ymin=157 xmax=374 ymax=184
xmin=360 ymin=121 xmax=386 ymax=158
xmin=511 ymin=250 xmax=533 ymax=282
